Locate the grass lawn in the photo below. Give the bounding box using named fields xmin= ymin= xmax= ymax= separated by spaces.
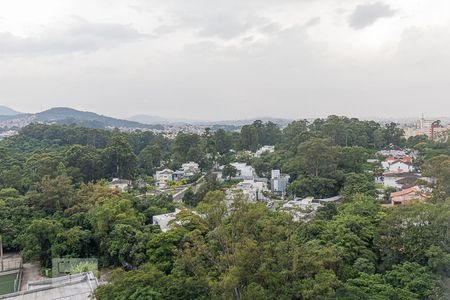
xmin=0 ymin=273 xmax=17 ymax=295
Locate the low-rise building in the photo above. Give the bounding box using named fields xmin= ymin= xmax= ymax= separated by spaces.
xmin=381 ymin=156 xmax=414 ymax=174
xmin=180 ymin=162 xmax=200 ymax=177
xmin=171 ymin=162 xmax=200 ymax=181
xmin=108 ymin=178 xmax=131 ymax=192
xmin=271 ymin=170 xmax=290 ymax=196
xmin=234 ymin=179 xmax=268 ymax=202
xmin=152 ymin=209 xmax=181 ymax=232
xmin=390 ymin=186 xmax=428 ymax=205
xmin=155 ymin=169 xmax=174 ymax=184
xmin=230 ymin=163 xmax=255 ymax=179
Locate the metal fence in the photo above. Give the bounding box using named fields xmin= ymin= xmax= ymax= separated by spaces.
xmin=0 ymin=258 xmax=22 ymax=295
xmin=13 ymin=259 xmax=23 ymax=292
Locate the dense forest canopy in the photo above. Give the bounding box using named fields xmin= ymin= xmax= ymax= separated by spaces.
xmin=0 ymin=116 xmax=449 ymax=299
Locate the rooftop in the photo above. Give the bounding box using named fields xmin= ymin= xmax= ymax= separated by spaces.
xmin=0 ymin=272 xmax=98 ymax=300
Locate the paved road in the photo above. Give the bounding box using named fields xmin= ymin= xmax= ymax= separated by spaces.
xmin=20 ymin=263 xmax=44 ymax=291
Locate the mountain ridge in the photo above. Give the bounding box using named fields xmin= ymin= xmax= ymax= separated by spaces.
xmin=0 ymin=105 xmax=22 ymax=116
xmin=0 ymin=107 xmax=163 ymax=130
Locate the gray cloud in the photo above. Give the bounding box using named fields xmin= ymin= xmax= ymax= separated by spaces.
xmin=349 ymin=2 xmax=396 ymax=29
xmin=0 ymin=17 xmax=146 ymax=56
xmin=138 ymin=0 xmax=291 ymax=40
xmin=305 ymin=17 xmax=321 ymax=28
xmin=151 ymin=12 xmax=274 ymax=40
xmin=1 ymin=0 xmax=450 ymax=120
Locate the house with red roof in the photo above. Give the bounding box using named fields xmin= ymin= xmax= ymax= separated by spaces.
xmin=390 ymin=186 xmax=427 ymax=205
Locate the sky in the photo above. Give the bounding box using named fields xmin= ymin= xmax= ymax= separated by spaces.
xmin=0 ymin=0 xmax=450 ymax=121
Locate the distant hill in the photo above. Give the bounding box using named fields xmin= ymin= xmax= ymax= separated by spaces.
xmin=0 ymin=107 xmax=163 ymax=130
xmin=129 ymin=114 xmax=174 ymax=125
xmin=206 ymin=117 xmax=293 ymax=127
xmin=128 ymin=114 xmax=198 ymax=125
xmin=34 ymin=107 xmax=164 ymax=129
xmin=129 ymin=114 xmax=293 ymax=127
xmin=0 ymin=106 xmax=22 ymax=116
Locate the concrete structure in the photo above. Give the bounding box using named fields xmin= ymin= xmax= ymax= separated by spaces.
xmin=270 ymin=170 xmax=290 ymax=196
xmin=108 ymin=178 xmax=131 ymax=192
xmin=230 ymin=163 xmax=255 ymax=179
xmin=282 ymin=198 xmax=321 ymax=222
xmin=0 ymin=272 xmax=98 ymax=300
xmin=403 ymin=117 xmax=449 ymax=141
xmin=235 ymin=180 xmax=268 ymax=202
xmin=282 ymin=196 xmax=342 ymax=222
xmin=152 ymin=209 xmax=181 ymax=232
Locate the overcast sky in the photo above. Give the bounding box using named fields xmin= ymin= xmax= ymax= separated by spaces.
xmin=0 ymin=0 xmax=449 ymax=120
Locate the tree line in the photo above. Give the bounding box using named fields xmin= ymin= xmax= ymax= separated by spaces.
xmin=0 ymin=117 xmax=449 ymax=299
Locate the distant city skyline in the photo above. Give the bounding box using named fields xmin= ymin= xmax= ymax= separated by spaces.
xmin=2 ymin=105 xmax=449 ymax=124
xmin=1 ymin=0 xmax=450 ymax=120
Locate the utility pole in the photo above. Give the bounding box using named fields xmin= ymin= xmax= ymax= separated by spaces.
xmin=0 ymin=235 xmax=3 ymax=272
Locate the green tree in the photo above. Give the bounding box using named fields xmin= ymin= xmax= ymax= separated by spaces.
xmin=102 ymin=135 xmax=137 ymax=178
xmin=20 ymin=219 xmax=63 ymax=267
xmin=298 ymin=138 xmax=338 ymax=177
xmin=288 ymin=177 xmax=338 ymax=198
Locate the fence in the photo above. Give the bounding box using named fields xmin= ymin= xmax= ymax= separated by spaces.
xmin=0 ymin=258 xmax=23 ymax=295
xmin=13 ymin=259 xmax=23 ymax=293
xmin=1 ymin=259 xmax=21 ymax=273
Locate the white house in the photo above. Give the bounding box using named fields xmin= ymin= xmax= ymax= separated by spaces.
xmin=230 ymin=163 xmax=255 ymax=179
xmin=155 ymin=169 xmax=174 ymax=184
xmin=382 ymin=158 xmax=414 ymax=174
xmin=271 ymin=170 xmax=290 ymax=195
xmin=108 ymin=178 xmax=131 ymax=192
xmin=152 ymin=209 xmax=181 ymax=232
xmin=172 ymin=162 xmax=200 ymax=181
xmin=181 ymin=162 xmax=200 ymax=176
xmin=235 ymin=179 xmax=268 ymax=202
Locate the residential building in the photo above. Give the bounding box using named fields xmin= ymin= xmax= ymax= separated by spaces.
xmin=172 ymin=170 xmax=186 ymax=181
xmin=152 ymin=209 xmax=181 ymax=232
xmin=108 ymin=178 xmax=131 ymax=192
xmin=381 ymin=156 xmax=414 ymax=174
xmin=232 ymin=179 xmax=268 ymax=202
xmin=180 ymin=162 xmax=200 ymax=176
xmin=271 ymin=170 xmax=290 ymax=196
xmin=172 ymin=162 xmax=200 ymax=181
xmin=230 ymin=163 xmax=255 ymax=179
xmin=155 ymin=169 xmax=174 ymax=184
xmin=403 ymin=116 xmax=449 ymax=141
xmin=390 ymin=186 xmax=427 ymax=205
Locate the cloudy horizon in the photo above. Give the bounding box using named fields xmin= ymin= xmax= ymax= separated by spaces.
xmin=1 ymin=0 xmax=450 ymax=121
